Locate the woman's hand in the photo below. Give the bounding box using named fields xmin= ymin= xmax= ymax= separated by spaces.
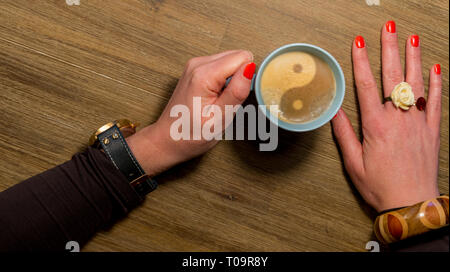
xmin=332 ymin=21 xmax=442 ymax=212
xmin=127 ymin=50 xmax=255 ymax=176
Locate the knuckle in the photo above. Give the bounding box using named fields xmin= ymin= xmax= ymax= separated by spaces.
xmin=186 ymin=57 xmax=200 ymax=70
xmin=411 ymin=83 xmax=424 ymax=94
xmin=190 ymin=67 xmax=207 ymax=85
xmin=240 ymin=50 xmax=253 ymax=61
xmin=228 ymin=50 xmax=253 ymax=63
xmin=384 ymin=36 xmax=399 ymax=47
xmin=408 ymin=78 xmax=423 ymax=86
xmin=383 ymin=32 xmax=398 ymax=43
xmin=430 ymin=71 xmax=443 ymax=86
xmin=358 ymin=79 xmax=378 ymax=90
xmin=431 ymin=79 xmax=442 ymax=89
xmin=231 ymin=87 xmax=248 ymax=102
xmin=383 ymin=69 xmax=403 ymax=83
xmin=334 ymin=122 xmax=349 ymax=137
xmin=365 ymin=116 xmax=386 ymax=137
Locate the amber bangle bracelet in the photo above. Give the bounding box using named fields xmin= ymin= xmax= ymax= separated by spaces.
xmin=374 ymin=195 xmax=449 ymax=244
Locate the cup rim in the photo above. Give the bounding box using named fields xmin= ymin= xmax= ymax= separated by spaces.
xmin=254 ymin=43 xmax=345 ymax=132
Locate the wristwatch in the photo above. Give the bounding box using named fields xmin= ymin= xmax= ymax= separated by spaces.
xmin=89 ymin=119 xmax=157 ymax=198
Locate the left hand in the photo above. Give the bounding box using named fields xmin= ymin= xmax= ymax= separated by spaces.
xmin=127 ymin=50 xmax=255 ymax=176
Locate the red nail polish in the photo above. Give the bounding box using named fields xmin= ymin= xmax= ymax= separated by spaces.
xmin=243 ymin=62 xmax=256 ymax=80
xmin=355 ymin=36 xmax=365 ymax=48
xmin=386 ymin=21 xmax=396 ymax=33
xmin=434 ymin=64 xmax=441 ymax=75
xmin=411 ymin=35 xmax=420 ymax=47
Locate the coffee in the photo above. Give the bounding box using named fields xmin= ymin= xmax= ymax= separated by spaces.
xmin=260 ymin=51 xmax=336 ymax=124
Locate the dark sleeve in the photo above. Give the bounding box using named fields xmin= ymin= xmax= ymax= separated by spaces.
xmin=388 ymin=227 xmax=449 ymax=252
xmin=0 ymin=147 xmax=142 ymax=251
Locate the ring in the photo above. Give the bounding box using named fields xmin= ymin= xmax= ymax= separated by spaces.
xmin=384 ymin=82 xmax=426 ymax=111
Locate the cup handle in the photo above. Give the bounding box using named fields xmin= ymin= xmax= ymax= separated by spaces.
xmin=224 ymin=74 xmax=256 ymax=92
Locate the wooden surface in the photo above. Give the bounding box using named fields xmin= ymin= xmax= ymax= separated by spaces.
xmin=0 ymin=0 xmax=448 ymax=252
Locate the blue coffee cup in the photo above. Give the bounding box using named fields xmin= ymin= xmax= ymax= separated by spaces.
xmin=254 ymin=43 xmax=345 ymax=132
xmin=224 ymin=44 xmax=345 ymax=132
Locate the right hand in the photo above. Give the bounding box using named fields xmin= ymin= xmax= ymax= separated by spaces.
xmin=331 ymin=21 xmax=441 ymax=212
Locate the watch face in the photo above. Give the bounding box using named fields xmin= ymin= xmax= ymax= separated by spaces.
xmin=97 ymin=122 xmax=116 ymax=134
xmin=89 ymin=122 xmax=115 ymax=146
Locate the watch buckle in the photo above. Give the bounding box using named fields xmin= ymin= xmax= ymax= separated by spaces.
xmin=130 ymin=174 xmax=149 ymax=187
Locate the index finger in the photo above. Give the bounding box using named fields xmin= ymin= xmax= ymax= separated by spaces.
xmin=202 ymin=50 xmax=253 ymax=89
xmin=186 ymin=50 xmax=242 ymax=71
xmin=352 ymin=36 xmax=383 ymax=121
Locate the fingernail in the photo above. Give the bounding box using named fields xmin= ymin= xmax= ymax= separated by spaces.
xmin=243 ymin=62 xmax=256 ymax=80
xmin=333 ymin=110 xmax=340 ymax=120
xmin=355 ymin=36 xmax=365 ymax=48
xmin=434 ymin=64 xmax=441 ymax=75
xmin=411 ymin=35 xmax=420 ymax=47
xmin=386 ymin=21 xmax=396 ymax=33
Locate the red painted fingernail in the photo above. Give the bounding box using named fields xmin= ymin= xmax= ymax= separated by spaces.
xmin=434 ymin=64 xmax=441 ymax=75
xmin=243 ymin=62 xmax=256 ymax=80
xmin=333 ymin=110 xmax=340 ymax=120
xmin=386 ymin=21 xmax=396 ymax=33
xmin=411 ymin=35 xmax=420 ymax=47
xmin=355 ymin=36 xmax=365 ymax=48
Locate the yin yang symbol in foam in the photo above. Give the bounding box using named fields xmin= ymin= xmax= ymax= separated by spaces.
xmin=261 ymin=51 xmax=336 ymax=124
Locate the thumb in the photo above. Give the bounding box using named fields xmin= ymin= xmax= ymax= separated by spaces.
xmin=331 ymin=108 xmax=365 ymax=178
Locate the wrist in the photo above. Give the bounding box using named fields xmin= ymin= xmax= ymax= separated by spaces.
xmin=126 ymin=122 xmax=180 ymax=177
xmin=377 ymin=189 xmax=441 ymax=212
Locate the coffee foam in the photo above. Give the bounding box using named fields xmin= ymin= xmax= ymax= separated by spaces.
xmin=261 ymin=52 xmax=316 ymax=94
xmin=261 ymin=51 xmax=336 ymax=124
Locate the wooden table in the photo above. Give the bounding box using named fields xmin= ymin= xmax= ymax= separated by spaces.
xmin=0 ymin=0 xmax=448 ymax=252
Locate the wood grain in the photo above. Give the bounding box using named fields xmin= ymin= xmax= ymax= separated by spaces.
xmin=0 ymin=0 xmax=448 ymax=251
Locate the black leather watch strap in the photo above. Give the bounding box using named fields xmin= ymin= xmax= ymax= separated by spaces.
xmin=97 ymin=125 xmax=157 ymax=197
